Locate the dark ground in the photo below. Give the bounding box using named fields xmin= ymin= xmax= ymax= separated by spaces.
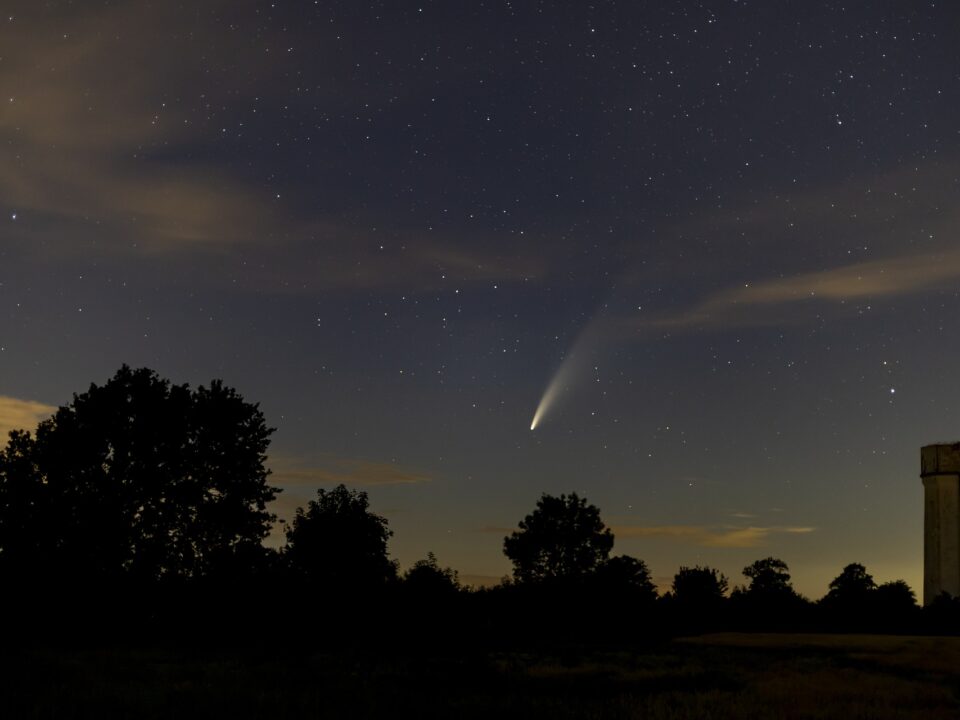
xmin=3 ymin=634 xmax=959 ymax=719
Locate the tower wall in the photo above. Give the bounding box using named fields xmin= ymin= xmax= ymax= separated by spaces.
xmin=921 ymin=444 xmax=960 ymax=605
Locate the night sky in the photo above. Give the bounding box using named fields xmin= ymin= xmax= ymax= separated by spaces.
xmin=2 ymin=1 xmax=959 ymax=596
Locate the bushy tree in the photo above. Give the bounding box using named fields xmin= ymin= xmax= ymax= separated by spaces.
xmin=403 ymin=552 xmax=460 ymax=595
xmin=594 ymin=555 xmax=658 ymax=602
xmin=661 ymin=565 xmax=730 ymax=632
xmin=671 ymin=565 xmax=728 ymax=605
xmin=284 ymin=484 xmax=397 ymax=591
xmin=731 ymin=557 xmax=809 ymax=630
xmin=823 ymin=562 xmax=876 ymax=606
xmin=742 ymin=557 xmax=794 ymax=598
xmin=875 ymin=580 xmax=917 ymax=614
xmin=503 ymin=492 xmax=613 ymax=584
xmin=0 ymin=366 xmax=278 ymax=585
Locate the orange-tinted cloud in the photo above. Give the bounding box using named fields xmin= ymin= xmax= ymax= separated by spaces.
xmin=640 ymin=249 xmax=960 ymax=331
xmin=0 ymin=396 xmax=56 ymax=439
xmin=613 ymin=524 xmax=815 ymax=548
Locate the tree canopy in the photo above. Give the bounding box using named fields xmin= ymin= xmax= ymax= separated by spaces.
xmin=0 ymin=365 xmax=278 ymax=584
xmin=284 ymin=483 xmax=397 ymax=590
xmin=594 ymin=554 xmax=658 ymax=602
xmin=402 ymin=552 xmax=460 ymax=595
xmin=671 ymin=566 xmax=729 ymax=607
xmin=824 ymin=562 xmax=876 ymax=606
xmin=741 ymin=557 xmax=796 ymax=598
xmin=503 ymin=492 xmax=614 ymax=584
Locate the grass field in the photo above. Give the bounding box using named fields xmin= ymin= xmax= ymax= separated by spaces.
xmin=3 ymin=634 xmax=960 ymax=719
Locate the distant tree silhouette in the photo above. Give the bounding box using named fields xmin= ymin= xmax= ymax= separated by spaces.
xmin=0 ymin=366 xmax=278 ymax=586
xmin=823 ymin=562 xmax=876 ymax=606
xmin=818 ymin=562 xmax=879 ymax=629
xmin=874 ymin=580 xmax=917 ymax=614
xmin=731 ymin=557 xmax=809 ymax=630
xmin=284 ymin=484 xmax=397 ymax=592
xmin=669 ymin=565 xmax=728 ymax=617
xmin=594 ymin=554 xmax=658 ymax=603
xmin=741 ymin=557 xmax=794 ymax=598
xmin=503 ymin=492 xmax=613 ymax=584
xmin=403 ymin=552 xmax=460 ymax=595
xmin=873 ymin=580 xmax=920 ymax=632
xmin=672 ymin=565 xmax=728 ymax=600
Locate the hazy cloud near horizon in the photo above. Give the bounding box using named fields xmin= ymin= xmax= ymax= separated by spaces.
xmin=613 ymin=525 xmax=816 ymax=549
xmin=0 ymin=396 xmax=56 ymax=439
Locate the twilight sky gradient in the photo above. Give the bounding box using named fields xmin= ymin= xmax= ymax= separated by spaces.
xmin=2 ymin=1 xmax=959 ymax=596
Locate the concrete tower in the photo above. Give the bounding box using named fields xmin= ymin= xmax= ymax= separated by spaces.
xmin=921 ymin=443 xmax=960 ymax=605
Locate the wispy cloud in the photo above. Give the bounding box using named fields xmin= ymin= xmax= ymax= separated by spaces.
xmin=613 ymin=525 xmax=815 ymax=548
xmin=640 ymin=249 xmax=960 ymax=331
xmin=0 ymin=2 xmax=274 ymax=255
xmin=0 ymin=396 xmax=56 ymax=439
xmin=269 ymin=455 xmax=432 ymax=488
xmin=0 ymin=4 xmax=559 ymax=293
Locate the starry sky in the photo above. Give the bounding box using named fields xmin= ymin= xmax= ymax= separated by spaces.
xmin=2 ymin=1 xmax=959 ymax=597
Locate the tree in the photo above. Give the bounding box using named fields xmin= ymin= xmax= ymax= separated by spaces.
xmin=741 ymin=557 xmax=796 ymax=598
xmin=824 ymin=562 xmax=876 ymax=606
xmin=875 ymin=580 xmax=917 ymax=614
xmin=503 ymin=492 xmax=613 ymax=584
xmin=0 ymin=366 xmax=278 ymax=585
xmin=819 ymin=562 xmax=878 ymax=629
xmin=731 ymin=557 xmax=809 ymax=630
xmin=671 ymin=566 xmax=728 ymax=606
xmin=402 ymin=552 xmax=460 ymax=595
xmin=0 ymin=430 xmax=44 ymax=573
xmin=284 ymin=484 xmax=397 ymax=591
xmin=663 ymin=565 xmax=730 ymax=633
xmin=594 ymin=555 xmax=658 ymax=602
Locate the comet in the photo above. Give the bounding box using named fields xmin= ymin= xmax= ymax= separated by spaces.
xmin=529 ymin=320 xmax=601 ymax=430
xmin=529 ymin=382 xmax=558 ymax=430
xmin=529 ymin=356 xmax=576 ymax=430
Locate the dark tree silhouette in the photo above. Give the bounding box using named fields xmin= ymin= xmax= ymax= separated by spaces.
xmin=403 ymin=552 xmax=460 ymax=595
xmin=0 ymin=366 xmax=278 ymax=585
xmin=0 ymin=430 xmax=43 ymax=578
xmin=594 ymin=555 xmax=658 ymax=602
xmin=741 ymin=557 xmax=794 ymax=597
xmin=671 ymin=566 xmax=728 ymax=606
xmin=819 ymin=562 xmax=878 ymax=630
xmin=731 ymin=557 xmax=810 ymax=630
xmin=875 ymin=579 xmax=917 ymax=614
xmin=503 ymin=492 xmax=613 ymax=584
xmin=824 ymin=562 xmax=876 ymax=606
xmin=662 ymin=565 xmax=730 ymax=634
xmin=284 ymin=484 xmax=397 ymax=591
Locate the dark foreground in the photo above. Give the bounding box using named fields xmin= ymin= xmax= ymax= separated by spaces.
xmin=3 ymin=634 xmax=960 ymax=719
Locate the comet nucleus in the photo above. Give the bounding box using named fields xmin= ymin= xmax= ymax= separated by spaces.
xmin=528 ymin=321 xmax=600 ymax=430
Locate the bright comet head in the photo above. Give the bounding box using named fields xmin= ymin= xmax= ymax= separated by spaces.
xmin=528 ymin=377 xmax=560 ymax=431
xmin=528 ymin=316 xmax=602 ymax=432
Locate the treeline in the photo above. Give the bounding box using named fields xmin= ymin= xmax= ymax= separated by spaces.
xmin=0 ymin=367 xmax=951 ymax=647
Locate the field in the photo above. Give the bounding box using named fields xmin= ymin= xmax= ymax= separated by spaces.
xmin=3 ymin=634 xmax=960 ymax=719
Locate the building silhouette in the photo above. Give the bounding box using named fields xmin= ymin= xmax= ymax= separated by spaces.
xmin=921 ymin=443 xmax=960 ymax=604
